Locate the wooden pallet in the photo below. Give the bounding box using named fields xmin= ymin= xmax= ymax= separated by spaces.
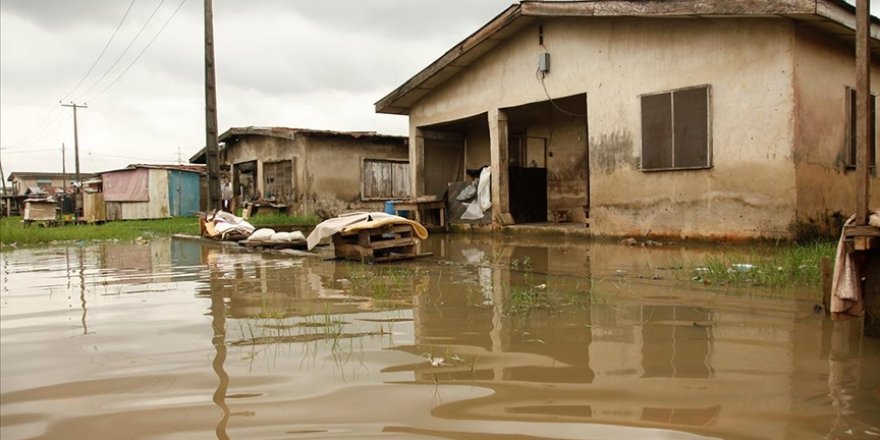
xmin=332 ymin=224 xmax=417 ymax=262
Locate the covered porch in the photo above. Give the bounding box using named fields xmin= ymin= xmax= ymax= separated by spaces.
xmin=409 ymin=94 xmax=589 ymax=228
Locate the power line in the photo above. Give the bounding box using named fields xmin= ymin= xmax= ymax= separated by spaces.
xmin=10 ymin=0 xmax=137 ymax=147
xmin=87 ymin=0 xmax=188 ymax=103
xmin=75 ymin=0 xmax=168 ymax=102
xmin=61 ymin=0 xmax=138 ymax=102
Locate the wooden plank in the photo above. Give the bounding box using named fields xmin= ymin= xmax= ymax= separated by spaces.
xmin=844 ymin=225 xmax=880 ymax=237
xmin=367 ymin=237 xmax=416 ymax=250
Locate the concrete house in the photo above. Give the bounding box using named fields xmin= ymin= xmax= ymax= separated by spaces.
xmin=190 ymin=127 xmax=410 ymax=217
xmin=376 ymin=0 xmax=880 ymax=240
xmin=100 ymin=164 xmax=205 ymax=220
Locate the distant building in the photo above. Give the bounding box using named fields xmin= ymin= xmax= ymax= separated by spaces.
xmin=190 ymin=127 xmax=409 ymax=217
xmin=376 ymin=0 xmax=880 ymax=240
xmin=4 ymin=171 xmax=96 ymax=216
xmin=99 ymin=164 xmax=205 ymax=220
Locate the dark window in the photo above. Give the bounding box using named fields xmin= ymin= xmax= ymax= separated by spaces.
xmin=362 ymin=159 xmax=410 ymax=200
xmin=845 ymin=87 xmax=876 ymax=168
xmin=262 ymin=160 xmax=295 ymax=203
xmin=641 ymin=86 xmax=711 ymax=171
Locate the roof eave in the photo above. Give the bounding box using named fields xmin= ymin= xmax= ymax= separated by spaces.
xmin=375 ymin=0 xmax=880 ymax=116
xmin=375 ymin=4 xmax=524 ymax=115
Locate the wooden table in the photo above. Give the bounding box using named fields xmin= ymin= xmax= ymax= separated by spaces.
xmin=394 ymin=200 xmax=447 ymax=232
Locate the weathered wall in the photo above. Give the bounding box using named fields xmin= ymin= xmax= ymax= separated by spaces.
xmin=224 ymin=135 xmax=304 ymax=207
xmin=409 ymin=17 xmax=799 ymax=239
xmin=224 ymin=134 xmax=407 ymax=217
xmin=116 ymin=169 xmax=170 ymax=219
xmin=465 ymin=127 xmax=491 ymax=170
xmin=305 ymin=136 xmax=408 ymax=217
xmin=793 ymin=27 xmax=880 ymax=238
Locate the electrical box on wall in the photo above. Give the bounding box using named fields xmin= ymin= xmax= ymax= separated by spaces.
xmin=538 ymin=52 xmax=550 ymax=73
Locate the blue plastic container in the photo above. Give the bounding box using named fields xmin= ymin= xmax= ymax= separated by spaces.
xmin=384 ymin=200 xmax=396 ymax=214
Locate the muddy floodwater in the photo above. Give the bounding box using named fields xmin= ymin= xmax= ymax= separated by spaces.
xmin=1 ymin=234 xmax=878 ymax=440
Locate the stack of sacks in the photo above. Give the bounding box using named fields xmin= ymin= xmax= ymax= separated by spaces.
xmin=244 ymin=228 xmax=306 ymax=242
xmin=270 ymin=231 xmax=306 ymax=242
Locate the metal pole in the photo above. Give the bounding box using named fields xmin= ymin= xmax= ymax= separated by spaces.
xmin=61 ymin=142 xmax=67 ymax=219
xmin=0 ymin=149 xmax=8 ymax=217
xmin=205 ymin=0 xmax=221 ymax=211
xmin=856 ymin=0 xmax=872 ymax=225
xmin=61 ymin=102 xmax=87 ymax=221
xmin=62 ymin=142 xmax=67 ymax=193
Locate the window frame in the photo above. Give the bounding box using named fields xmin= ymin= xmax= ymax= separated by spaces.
xmin=261 ymin=159 xmax=296 ymax=203
xmin=639 ymin=84 xmax=713 ymax=172
xmin=360 ymin=158 xmax=411 ymax=201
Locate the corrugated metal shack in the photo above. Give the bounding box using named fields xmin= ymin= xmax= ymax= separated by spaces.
xmin=101 ymin=164 xmax=205 ymax=220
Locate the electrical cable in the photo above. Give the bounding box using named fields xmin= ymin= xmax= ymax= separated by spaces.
xmin=75 ymin=0 xmax=168 ymax=102
xmin=8 ymin=1 xmax=137 ymax=148
xmin=86 ymin=0 xmax=188 ymax=103
xmin=61 ymin=0 xmax=138 ymax=102
xmin=536 ymin=67 xmax=587 ymax=118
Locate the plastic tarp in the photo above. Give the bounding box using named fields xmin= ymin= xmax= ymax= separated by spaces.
xmin=306 ymin=212 xmax=429 ymax=250
xmin=104 ymin=168 xmax=150 ymax=202
xmin=461 ymin=166 xmax=491 ymax=220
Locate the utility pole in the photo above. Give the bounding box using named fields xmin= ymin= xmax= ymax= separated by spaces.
xmin=204 ymin=0 xmax=221 ymax=211
xmin=61 ymin=142 xmax=67 ymax=218
xmin=855 ymin=0 xmax=871 ymax=225
xmin=62 ymin=143 xmax=67 ymax=193
xmin=61 ymin=102 xmax=87 ymax=220
xmin=0 ymin=146 xmax=8 ymax=217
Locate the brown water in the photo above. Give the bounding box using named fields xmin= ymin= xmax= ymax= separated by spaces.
xmin=1 ymin=235 xmax=878 ymax=440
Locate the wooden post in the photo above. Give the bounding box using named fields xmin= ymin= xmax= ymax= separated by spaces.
xmin=204 ymin=0 xmax=221 ymax=211
xmin=855 ymin=0 xmax=871 ymax=226
xmin=821 ymin=257 xmax=833 ymax=316
xmin=412 ymin=127 xmax=425 ymax=198
xmin=489 ymin=108 xmax=512 ymax=225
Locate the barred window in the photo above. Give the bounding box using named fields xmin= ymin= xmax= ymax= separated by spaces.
xmin=262 ymin=160 xmax=295 ymax=203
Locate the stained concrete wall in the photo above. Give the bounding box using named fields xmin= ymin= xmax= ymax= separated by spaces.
xmin=409 ymin=17 xmax=801 ymax=239
xmin=223 ymin=134 xmax=407 ymax=217
xmin=793 ymin=27 xmax=880 ymax=238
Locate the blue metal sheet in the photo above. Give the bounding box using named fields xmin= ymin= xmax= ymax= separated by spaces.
xmin=167 ymin=170 xmax=201 ymax=217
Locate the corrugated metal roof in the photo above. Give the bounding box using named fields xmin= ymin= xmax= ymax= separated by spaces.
xmin=100 ymin=164 xmax=207 ymax=175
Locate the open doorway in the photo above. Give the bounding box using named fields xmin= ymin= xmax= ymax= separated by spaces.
xmin=420 ymin=113 xmax=491 ymax=225
xmin=504 ymin=93 xmax=588 ymax=224
xmin=233 ymin=160 xmax=257 ymax=207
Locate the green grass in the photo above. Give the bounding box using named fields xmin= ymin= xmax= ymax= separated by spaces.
xmin=0 ymin=216 xmax=199 ymax=246
xmin=685 ymin=241 xmax=835 ymax=288
xmin=0 ymin=213 xmax=320 ymax=247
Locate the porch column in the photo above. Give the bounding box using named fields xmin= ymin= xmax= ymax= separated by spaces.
xmin=489 ymin=108 xmax=511 ymax=225
xmin=411 ymin=126 xmax=426 ymax=198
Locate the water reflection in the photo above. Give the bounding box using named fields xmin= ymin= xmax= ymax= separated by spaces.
xmin=0 ymin=235 xmax=877 ymax=440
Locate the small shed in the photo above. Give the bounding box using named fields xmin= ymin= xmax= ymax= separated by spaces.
xmin=23 ymin=199 xmax=56 ymax=223
xmin=82 ymin=177 xmax=106 ymax=223
xmin=101 ymin=164 xmax=205 ymax=220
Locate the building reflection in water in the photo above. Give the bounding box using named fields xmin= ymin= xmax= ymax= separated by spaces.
xmin=170 ymin=233 xmax=876 ymax=440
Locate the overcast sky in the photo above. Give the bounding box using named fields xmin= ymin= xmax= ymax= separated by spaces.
xmin=0 ymin=0 xmax=875 ymax=175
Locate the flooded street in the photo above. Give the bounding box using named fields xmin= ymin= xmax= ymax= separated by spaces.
xmin=1 ymin=235 xmax=878 ymax=440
